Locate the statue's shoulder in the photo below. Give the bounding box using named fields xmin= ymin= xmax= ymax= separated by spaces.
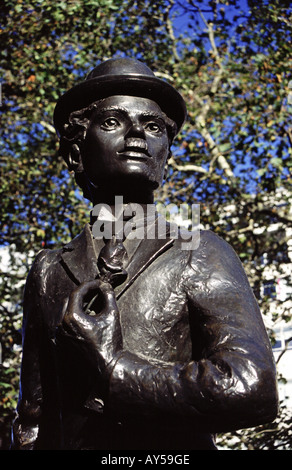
xmin=196 ymin=227 xmax=242 ymax=254
xmin=26 ymin=247 xmax=63 ymax=287
xmin=27 ymin=225 xmax=91 ymax=282
xmin=176 ymin=227 xmax=231 ymax=254
xmin=30 ymin=225 xmax=89 ymax=270
xmin=187 ymin=228 xmax=242 ymax=267
xmin=31 ymin=245 xmax=63 ymax=267
xmin=199 ymin=228 xmax=232 ymax=251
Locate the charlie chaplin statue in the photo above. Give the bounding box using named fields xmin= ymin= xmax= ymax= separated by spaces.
xmin=11 ymin=58 xmax=278 ymax=450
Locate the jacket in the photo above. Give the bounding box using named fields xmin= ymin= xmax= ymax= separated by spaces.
xmin=11 ymin=222 xmax=278 ymax=450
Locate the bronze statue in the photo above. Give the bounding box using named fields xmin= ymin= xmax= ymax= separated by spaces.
xmin=11 ymin=58 xmax=278 ymax=450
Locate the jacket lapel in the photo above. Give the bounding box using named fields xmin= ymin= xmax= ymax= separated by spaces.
xmin=60 ymin=223 xmax=99 ymax=285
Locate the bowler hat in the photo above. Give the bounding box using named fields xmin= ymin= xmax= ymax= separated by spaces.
xmin=53 ymin=58 xmax=187 ymax=137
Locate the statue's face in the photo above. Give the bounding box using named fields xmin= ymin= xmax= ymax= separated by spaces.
xmin=81 ymin=95 xmax=170 ymax=190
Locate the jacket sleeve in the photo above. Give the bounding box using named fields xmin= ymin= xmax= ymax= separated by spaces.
xmin=10 ymin=250 xmax=47 ymax=450
xmin=107 ymin=231 xmax=278 ymax=432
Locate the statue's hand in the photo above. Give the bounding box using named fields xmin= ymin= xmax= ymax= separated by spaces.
xmin=60 ymin=279 xmax=122 ymax=379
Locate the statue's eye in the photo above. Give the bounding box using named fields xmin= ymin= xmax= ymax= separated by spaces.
xmin=145 ymin=122 xmax=162 ymax=133
xmin=101 ymin=117 xmax=120 ymax=130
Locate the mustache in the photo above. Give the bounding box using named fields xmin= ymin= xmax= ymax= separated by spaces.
xmin=123 ymin=138 xmax=149 ymax=154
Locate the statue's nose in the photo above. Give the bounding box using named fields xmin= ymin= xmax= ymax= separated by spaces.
xmin=124 ymin=120 xmax=145 ymax=140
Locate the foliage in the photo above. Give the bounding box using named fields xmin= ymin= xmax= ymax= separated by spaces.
xmin=1 ymin=0 xmax=291 ymax=450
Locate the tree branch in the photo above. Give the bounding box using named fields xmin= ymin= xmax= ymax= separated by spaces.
xmin=40 ymin=120 xmax=56 ymax=134
xmin=168 ymin=157 xmax=208 ymax=174
xmin=164 ymin=0 xmax=181 ymax=62
xmin=276 ymin=336 xmax=292 ymax=365
xmin=177 ymin=5 xmax=235 ymax=180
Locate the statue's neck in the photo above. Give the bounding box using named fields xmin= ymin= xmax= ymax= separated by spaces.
xmin=90 ymin=184 xmax=155 ymax=207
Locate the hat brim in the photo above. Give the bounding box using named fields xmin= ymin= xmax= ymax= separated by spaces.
xmin=53 ymin=74 xmax=187 ymax=136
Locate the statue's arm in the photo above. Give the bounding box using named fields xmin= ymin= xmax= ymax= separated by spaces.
xmin=10 ymin=251 xmax=46 ymax=449
xmin=107 ymin=232 xmax=278 ymax=432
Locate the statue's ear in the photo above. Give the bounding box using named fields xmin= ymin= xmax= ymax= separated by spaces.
xmin=67 ymin=143 xmax=84 ymax=173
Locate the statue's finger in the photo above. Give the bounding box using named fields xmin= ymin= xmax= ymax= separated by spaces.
xmin=67 ymin=279 xmax=101 ymax=315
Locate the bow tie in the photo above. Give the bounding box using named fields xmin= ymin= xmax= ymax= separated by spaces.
xmin=97 ymin=235 xmax=128 ymax=288
xmin=90 ymin=204 xmax=137 ymax=288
